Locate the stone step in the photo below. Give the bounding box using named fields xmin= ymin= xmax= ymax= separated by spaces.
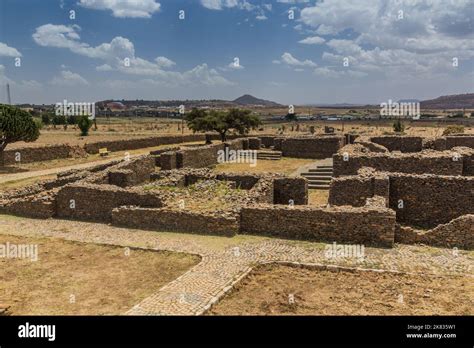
xmin=306 ymin=179 xmax=331 ymax=185
xmin=257 ymin=153 xmax=281 ymax=157
xmin=308 ymin=184 xmax=330 ymax=189
xmin=301 ymin=174 xmax=332 ymax=179
xmin=308 ymin=168 xmax=333 ymax=173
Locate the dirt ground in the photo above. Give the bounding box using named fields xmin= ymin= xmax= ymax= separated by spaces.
xmin=215 ymin=158 xmax=315 ymax=176
xmin=209 ymin=264 xmax=474 ymax=315
xmin=0 ymin=234 xmax=200 ymax=315
xmin=308 ymin=190 xmax=329 ymax=206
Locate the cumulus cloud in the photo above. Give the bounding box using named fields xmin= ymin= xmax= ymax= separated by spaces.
xmin=279 ymin=52 xmax=317 ymax=68
xmin=200 ymin=0 xmax=248 ymax=10
xmin=33 ymin=24 xmax=232 ymax=87
xmin=78 ymin=0 xmax=161 ymax=18
xmin=0 ymin=42 xmax=22 ymax=57
xmin=51 ymin=70 xmax=89 ymax=86
xmin=297 ymin=0 xmax=474 ymax=78
xmin=298 ymin=36 xmax=325 ymax=45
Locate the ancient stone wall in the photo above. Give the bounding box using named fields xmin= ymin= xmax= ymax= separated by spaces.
xmin=389 ymin=173 xmax=474 ymax=228
xmin=273 ymin=177 xmax=308 ymax=205
xmin=84 ymin=134 xmax=205 ymax=154
xmin=111 ymin=206 xmax=238 ymax=236
xmin=260 ymin=136 xmax=276 ymax=148
xmin=56 ymin=184 xmax=163 ymax=222
xmin=2 ymin=144 xmax=85 ymax=165
xmin=248 ymin=138 xmax=261 ymax=150
xmin=0 ymin=196 xmax=56 ymax=219
xmin=281 ymin=136 xmax=345 ymax=159
xmin=370 ymin=136 xmax=423 ymax=152
xmin=240 ymin=204 xmax=396 ymax=247
xmin=333 ymin=150 xmax=463 ymax=176
xmin=329 ymin=173 xmax=390 ymax=207
xmin=177 ymin=143 xmax=225 ymax=168
xmin=396 ymin=215 xmax=474 ymax=250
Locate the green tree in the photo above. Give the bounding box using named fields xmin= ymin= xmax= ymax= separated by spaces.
xmin=393 ymin=119 xmax=405 ymax=133
xmin=52 ymin=114 xmax=66 ymax=128
xmin=77 ymin=115 xmax=93 ymax=136
xmin=41 ymin=113 xmax=51 ymax=125
xmin=0 ymin=104 xmax=40 ymax=163
xmin=186 ymin=108 xmax=261 ymax=142
xmin=67 ymin=115 xmax=77 ymax=125
xmin=285 ymin=112 xmax=297 ymax=122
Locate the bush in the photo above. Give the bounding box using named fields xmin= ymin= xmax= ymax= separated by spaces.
xmin=41 ymin=113 xmax=51 ymax=125
xmin=77 ymin=116 xmax=93 ymax=136
xmin=392 ymin=119 xmax=405 ymax=133
xmin=442 ymin=125 xmax=465 ymax=136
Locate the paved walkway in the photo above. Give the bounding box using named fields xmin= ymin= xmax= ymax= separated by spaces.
xmin=0 ymin=158 xmax=119 ymax=185
xmin=0 ymin=215 xmax=472 ymax=315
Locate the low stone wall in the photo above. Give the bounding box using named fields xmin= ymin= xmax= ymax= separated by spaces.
xmin=389 ymin=173 xmax=474 ymax=228
xmin=248 ymin=138 xmax=261 ymax=150
xmin=0 ymin=196 xmax=56 ymax=219
xmin=240 ymin=204 xmax=396 ymax=247
xmin=333 ymin=150 xmax=463 ymax=176
xmin=177 ymin=143 xmax=225 ymax=168
xmin=111 ymin=206 xmax=238 ymax=236
xmin=281 ymin=136 xmax=345 ymax=159
xmin=1 ymin=144 xmax=86 ymax=165
xmin=370 ymin=136 xmax=423 ymax=153
xmin=248 ymin=178 xmax=274 ymax=204
xmin=273 ymin=177 xmax=308 ymax=205
xmin=260 ymin=136 xmax=276 ymax=148
xmin=84 ymin=134 xmax=205 ymax=154
xmin=433 ymin=135 xmax=474 ymax=150
xmin=329 ymin=171 xmax=389 ymax=207
xmin=215 ymin=173 xmax=261 ymax=189
xmin=396 ymin=215 xmax=474 ymax=250
xmin=56 ymin=184 xmax=163 ymax=222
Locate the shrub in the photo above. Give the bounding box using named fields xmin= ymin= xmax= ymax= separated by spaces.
xmin=77 ymin=116 xmax=93 ymax=136
xmin=392 ymin=119 xmax=405 ymax=133
xmin=442 ymin=125 xmax=465 ymax=136
xmin=41 ymin=113 xmax=51 ymax=125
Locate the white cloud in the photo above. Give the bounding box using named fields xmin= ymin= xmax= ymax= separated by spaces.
xmin=256 ymin=15 xmax=267 ymax=20
xmin=51 ymin=70 xmax=89 ymax=86
xmin=155 ymin=56 xmax=176 ymax=68
xmin=96 ymin=64 xmax=113 ymax=71
xmin=280 ymin=52 xmax=317 ymax=68
xmin=298 ymin=0 xmax=474 ymax=78
xmin=298 ymin=36 xmax=325 ymax=45
xmin=0 ymin=42 xmax=21 ymax=57
xmin=78 ymin=0 xmax=161 ymax=18
xmin=200 ymin=0 xmax=243 ymax=10
xmin=277 ymin=0 xmax=309 ymax=3
xmin=33 ymin=24 xmax=232 ymax=87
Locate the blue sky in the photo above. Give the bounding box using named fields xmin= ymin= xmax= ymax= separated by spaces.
xmin=0 ymin=0 xmax=473 ymax=105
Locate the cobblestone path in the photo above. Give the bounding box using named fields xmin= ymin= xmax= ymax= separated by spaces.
xmin=0 ymin=214 xmax=472 ymax=315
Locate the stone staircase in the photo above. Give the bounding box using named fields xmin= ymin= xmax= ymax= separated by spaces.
xmin=300 ymin=165 xmax=333 ymax=190
xmin=257 ymin=150 xmax=282 ymax=161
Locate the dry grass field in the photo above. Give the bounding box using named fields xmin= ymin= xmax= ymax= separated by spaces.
xmin=6 ymin=114 xmax=473 ymax=150
xmin=215 ymin=158 xmax=315 ymax=176
xmin=0 ymin=234 xmax=200 ymax=315
xmin=209 ymin=264 xmax=474 ymax=316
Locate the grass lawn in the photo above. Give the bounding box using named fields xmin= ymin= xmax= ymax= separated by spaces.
xmin=0 ymin=234 xmax=200 ymax=315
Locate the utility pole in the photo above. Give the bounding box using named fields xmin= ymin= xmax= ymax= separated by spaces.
xmin=6 ymin=83 xmax=11 ymax=105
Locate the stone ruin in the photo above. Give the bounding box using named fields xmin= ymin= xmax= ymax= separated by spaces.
xmin=0 ymin=134 xmax=473 ymax=250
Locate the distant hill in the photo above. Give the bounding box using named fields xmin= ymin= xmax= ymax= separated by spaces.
xmin=398 ymin=99 xmax=420 ymax=103
xmin=233 ymin=94 xmax=282 ymax=106
xmin=420 ymin=93 xmax=474 ymax=109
